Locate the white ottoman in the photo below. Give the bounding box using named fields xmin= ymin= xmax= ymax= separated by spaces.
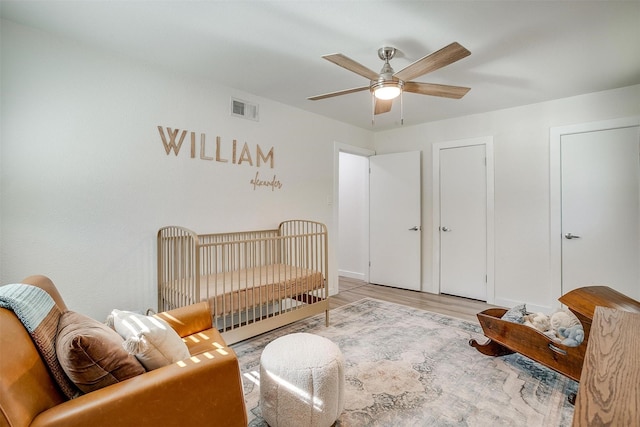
xmin=260 ymin=333 xmax=345 ymax=427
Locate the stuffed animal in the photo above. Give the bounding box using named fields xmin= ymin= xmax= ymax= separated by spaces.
xmin=550 ymin=309 xmax=580 ymax=331
xmin=523 ymin=312 xmax=551 ymax=332
xmin=558 ymin=324 xmax=584 ymax=347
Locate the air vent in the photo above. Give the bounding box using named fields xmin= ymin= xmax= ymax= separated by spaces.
xmin=230 ymin=97 xmax=259 ymax=121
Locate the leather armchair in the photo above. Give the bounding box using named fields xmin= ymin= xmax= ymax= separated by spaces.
xmin=0 ymin=275 xmax=247 ymax=427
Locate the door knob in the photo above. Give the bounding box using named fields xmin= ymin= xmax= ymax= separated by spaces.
xmin=564 ymin=233 xmax=581 ymax=239
xmin=441 ymin=227 xmax=451 ymax=232
xmin=408 ymin=226 xmax=420 ymax=231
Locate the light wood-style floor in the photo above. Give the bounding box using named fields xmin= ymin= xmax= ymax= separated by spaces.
xmin=330 ymin=276 xmax=496 ymax=324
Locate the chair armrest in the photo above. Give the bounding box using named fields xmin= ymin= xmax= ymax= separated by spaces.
xmin=154 ymin=301 xmax=213 ymax=338
xmin=31 ymin=347 xmax=247 ymax=427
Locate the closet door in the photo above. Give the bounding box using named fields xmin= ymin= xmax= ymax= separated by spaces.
xmin=560 ymin=125 xmax=640 ymax=299
xmin=439 ymin=144 xmax=487 ymax=300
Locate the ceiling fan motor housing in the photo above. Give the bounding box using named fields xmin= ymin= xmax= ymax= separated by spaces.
xmin=378 ymin=62 xmax=397 ymax=80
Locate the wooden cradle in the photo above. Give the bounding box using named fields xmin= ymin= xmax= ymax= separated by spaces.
xmin=158 ymin=220 xmax=329 ymax=344
xmin=469 ymin=286 xmax=640 ymax=381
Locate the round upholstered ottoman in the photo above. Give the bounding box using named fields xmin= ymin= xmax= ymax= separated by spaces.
xmin=260 ymin=333 xmax=345 ymax=427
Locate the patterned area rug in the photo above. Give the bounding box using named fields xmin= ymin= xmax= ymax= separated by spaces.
xmin=231 ymin=298 xmax=578 ymax=426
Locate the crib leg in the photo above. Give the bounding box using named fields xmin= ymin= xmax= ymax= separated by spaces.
xmin=325 ymin=309 xmax=329 ymax=327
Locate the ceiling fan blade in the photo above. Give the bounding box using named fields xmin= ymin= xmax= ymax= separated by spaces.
xmin=394 ymin=42 xmax=471 ymax=82
xmin=307 ymin=86 xmax=370 ymax=101
xmin=322 ymin=53 xmax=380 ymax=81
xmin=374 ymin=98 xmax=393 ymax=115
xmin=403 ymin=82 xmax=471 ymax=99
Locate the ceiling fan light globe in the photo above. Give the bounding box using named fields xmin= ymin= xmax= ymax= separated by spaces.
xmin=374 ymin=85 xmax=401 ymax=100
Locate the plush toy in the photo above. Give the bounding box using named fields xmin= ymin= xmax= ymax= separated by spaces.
xmin=523 ymin=312 xmax=551 ymax=332
xmin=550 ymin=309 xmax=580 ymax=331
xmin=543 ymin=330 xmax=560 ymax=341
xmin=558 ymin=324 xmax=585 ymax=347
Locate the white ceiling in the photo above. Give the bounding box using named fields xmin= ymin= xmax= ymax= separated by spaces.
xmin=2 ymin=1 xmax=639 ymax=131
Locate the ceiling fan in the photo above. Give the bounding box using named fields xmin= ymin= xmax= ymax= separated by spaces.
xmin=308 ymin=42 xmax=471 ymax=120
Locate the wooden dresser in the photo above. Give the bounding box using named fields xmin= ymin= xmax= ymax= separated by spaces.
xmin=572 ymin=307 xmax=640 ymax=426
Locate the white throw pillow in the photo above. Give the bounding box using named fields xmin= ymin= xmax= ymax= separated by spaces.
xmin=109 ymin=309 xmax=190 ymax=371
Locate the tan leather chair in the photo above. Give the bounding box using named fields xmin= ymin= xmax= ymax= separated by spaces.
xmin=0 ymin=275 xmax=248 ymax=427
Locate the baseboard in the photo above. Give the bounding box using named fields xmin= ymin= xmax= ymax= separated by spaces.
xmin=493 ymin=297 xmax=555 ymax=314
xmin=338 ymin=269 xmax=365 ymax=281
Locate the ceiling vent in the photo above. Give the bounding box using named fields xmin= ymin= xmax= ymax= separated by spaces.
xmin=231 ymin=97 xmax=259 ymax=121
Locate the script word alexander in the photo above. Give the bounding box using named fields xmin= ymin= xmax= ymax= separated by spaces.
xmin=250 ymin=171 xmax=282 ymax=191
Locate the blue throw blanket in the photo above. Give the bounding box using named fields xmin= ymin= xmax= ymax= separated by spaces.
xmin=0 ymin=283 xmax=78 ymax=399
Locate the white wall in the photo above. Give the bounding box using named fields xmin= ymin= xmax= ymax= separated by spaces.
xmin=338 ymin=152 xmax=369 ymax=280
xmin=0 ymin=20 xmax=374 ymax=320
xmin=3 ymin=19 xmax=638 ymax=319
xmin=374 ymin=84 xmax=640 ymax=311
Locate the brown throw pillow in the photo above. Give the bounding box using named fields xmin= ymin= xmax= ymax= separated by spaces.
xmin=56 ymin=310 xmax=145 ymax=393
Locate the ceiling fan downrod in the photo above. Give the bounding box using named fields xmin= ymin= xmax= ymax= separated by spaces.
xmin=377 ymin=46 xmax=401 ymax=84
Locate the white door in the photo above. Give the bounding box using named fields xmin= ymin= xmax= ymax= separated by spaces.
xmin=561 ymin=126 xmax=640 ymax=299
xmin=369 ymin=151 xmax=421 ymax=290
xmin=439 ymin=145 xmax=487 ymax=300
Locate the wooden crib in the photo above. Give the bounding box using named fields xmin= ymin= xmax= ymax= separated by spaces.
xmin=157 ymin=220 xmax=329 ymax=344
xmin=469 ymin=286 xmax=640 ymax=382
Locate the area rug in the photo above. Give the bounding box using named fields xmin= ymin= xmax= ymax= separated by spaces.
xmin=231 ymin=298 xmax=578 ymax=426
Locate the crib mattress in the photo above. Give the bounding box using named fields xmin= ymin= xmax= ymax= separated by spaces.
xmin=200 ymin=263 xmax=324 ymax=316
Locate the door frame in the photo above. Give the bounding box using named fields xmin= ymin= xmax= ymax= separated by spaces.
xmin=333 ymin=141 xmax=375 ymax=293
xmin=549 ymin=116 xmax=640 ymax=302
xmin=432 ymin=136 xmax=495 ymax=303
